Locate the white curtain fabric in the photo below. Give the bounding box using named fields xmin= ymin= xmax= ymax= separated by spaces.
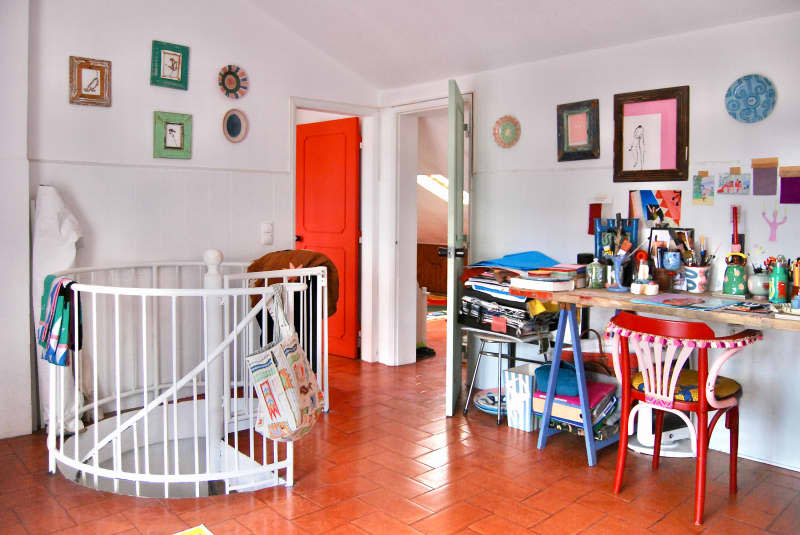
xmin=32 ymin=185 xmax=82 ymax=429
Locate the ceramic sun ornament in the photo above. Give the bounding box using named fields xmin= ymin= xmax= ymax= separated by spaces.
xmin=493 ymin=115 xmax=521 ymax=148
xmin=218 ymin=64 xmax=248 ymax=99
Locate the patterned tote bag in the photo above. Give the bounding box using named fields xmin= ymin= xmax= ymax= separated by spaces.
xmin=247 ymin=284 xmax=324 ymax=441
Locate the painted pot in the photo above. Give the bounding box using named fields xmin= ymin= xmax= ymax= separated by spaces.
xmin=747 ymin=272 xmax=770 ymax=298
xmin=722 ymin=265 xmax=748 ymax=296
xmin=684 ymin=266 xmax=710 ymax=294
xmin=770 ymin=262 xmax=789 ymax=303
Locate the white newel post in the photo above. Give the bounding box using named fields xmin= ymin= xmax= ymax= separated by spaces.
xmin=203 ymin=249 xmax=224 ymax=471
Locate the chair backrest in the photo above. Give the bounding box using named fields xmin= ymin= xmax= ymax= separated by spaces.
xmin=606 ymin=311 xmax=714 ymax=409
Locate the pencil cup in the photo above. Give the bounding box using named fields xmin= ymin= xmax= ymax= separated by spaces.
xmin=684 ymin=266 xmax=710 ymax=294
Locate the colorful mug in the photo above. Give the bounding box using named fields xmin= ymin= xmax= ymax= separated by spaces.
xmin=684 ymin=266 xmax=710 ymax=294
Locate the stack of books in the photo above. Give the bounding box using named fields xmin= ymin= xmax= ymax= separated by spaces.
xmin=509 ymin=264 xmax=587 ymax=295
xmin=533 ymin=380 xmax=619 ymax=439
xmin=464 ymin=269 xmax=527 ymax=303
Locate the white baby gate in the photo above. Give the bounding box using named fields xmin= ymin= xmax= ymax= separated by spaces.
xmin=45 ymin=250 xmax=328 ymax=498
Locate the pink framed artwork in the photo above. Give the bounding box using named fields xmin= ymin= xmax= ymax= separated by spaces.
xmin=557 ymin=99 xmax=599 ymax=161
xmin=613 ymin=86 xmax=689 ymax=182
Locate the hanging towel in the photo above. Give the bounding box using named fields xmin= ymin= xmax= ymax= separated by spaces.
xmin=37 ymin=275 xmax=82 ymax=366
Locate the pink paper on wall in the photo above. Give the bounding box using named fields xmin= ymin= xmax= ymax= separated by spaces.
xmin=780 ymin=177 xmax=800 ymax=204
xmin=623 ymin=99 xmax=677 ymax=169
xmin=567 ymin=112 xmax=588 ymax=145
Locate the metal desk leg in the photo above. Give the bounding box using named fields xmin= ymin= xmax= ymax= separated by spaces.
xmin=537 ymin=306 xmax=568 ymax=449
xmin=497 ymin=342 xmax=504 ymax=425
xmin=568 ymin=304 xmax=598 ymax=467
xmin=464 ymin=339 xmax=484 ymax=415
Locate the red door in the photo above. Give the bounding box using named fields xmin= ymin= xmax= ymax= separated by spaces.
xmin=296 ymin=117 xmax=360 ymax=359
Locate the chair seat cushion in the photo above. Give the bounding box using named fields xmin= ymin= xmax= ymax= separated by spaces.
xmin=632 ymin=369 xmax=741 ymax=402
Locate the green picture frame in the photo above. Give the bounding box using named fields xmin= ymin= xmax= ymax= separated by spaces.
xmin=153 ymin=111 xmax=192 ymax=159
xmin=150 ymin=40 xmax=189 ymax=90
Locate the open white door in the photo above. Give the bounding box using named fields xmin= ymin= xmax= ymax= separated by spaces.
xmin=445 ymin=80 xmax=466 ymax=417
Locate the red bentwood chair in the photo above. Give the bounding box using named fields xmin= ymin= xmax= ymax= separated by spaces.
xmin=605 ymin=311 xmax=762 ymax=525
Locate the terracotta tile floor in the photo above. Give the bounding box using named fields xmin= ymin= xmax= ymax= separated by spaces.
xmin=2 ymin=317 xmax=799 ymax=534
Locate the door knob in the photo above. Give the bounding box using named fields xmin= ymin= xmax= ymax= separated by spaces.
xmin=295 ymin=235 xmax=303 ymax=242
xmin=437 ymin=247 xmax=467 ymax=258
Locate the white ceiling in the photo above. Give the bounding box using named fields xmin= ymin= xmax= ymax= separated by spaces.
xmin=258 ymin=1 xmax=799 ymax=89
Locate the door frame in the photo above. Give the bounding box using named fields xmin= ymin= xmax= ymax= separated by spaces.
xmin=290 ymin=97 xmax=380 ymax=363
xmin=386 ymin=91 xmax=474 ymax=367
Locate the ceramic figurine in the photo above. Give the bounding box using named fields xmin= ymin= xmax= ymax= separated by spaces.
xmin=722 ymin=252 xmax=748 ymax=296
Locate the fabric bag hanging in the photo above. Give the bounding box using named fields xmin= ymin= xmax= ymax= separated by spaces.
xmin=247 ymin=284 xmax=324 ymax=441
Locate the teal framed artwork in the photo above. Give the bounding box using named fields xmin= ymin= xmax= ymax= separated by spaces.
xmin=150 ymin=40 xmax=189 ymax=90
xmin=557 ymin=99 xmax=599 ymax=161
xmin=153 ymin=111 xmax=192 ymax=159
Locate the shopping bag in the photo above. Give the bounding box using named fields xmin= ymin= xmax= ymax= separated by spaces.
xmin=247 ymin=284 xmax=324 ymax=441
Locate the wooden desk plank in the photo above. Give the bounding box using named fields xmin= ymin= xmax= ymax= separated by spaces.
xmin=543 ymin=289 xmax=800 ymax=332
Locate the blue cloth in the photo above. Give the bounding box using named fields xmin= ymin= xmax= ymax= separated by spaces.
xmin=469 ymin=251 xmax=560 ymax=271
xmin=534 ymin=361 xmax=579 ymax=397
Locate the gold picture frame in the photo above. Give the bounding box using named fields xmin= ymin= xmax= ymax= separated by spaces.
xmin=69 ymin=56 xmax=111 ymax=107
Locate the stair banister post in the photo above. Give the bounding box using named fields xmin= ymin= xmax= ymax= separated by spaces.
xmin=203 ymin=249 xmax=224 ymax=471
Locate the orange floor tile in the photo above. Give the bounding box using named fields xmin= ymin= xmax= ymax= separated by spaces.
xmin=1 ymin=318 xmax=799 ymax=534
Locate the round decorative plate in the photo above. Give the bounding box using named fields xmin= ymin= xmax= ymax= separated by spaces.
xmin=218 ymin=65 xmax=248 ymax=99
xmin=725 ymin=74 xmax=776 ymax=123
xmin=472 ymin=388 xmax=506 ymax=415
xmin=222 ymin=109 xmax=248 ymax=143
xmin=493 ymin=115 xmax=521 ymax=148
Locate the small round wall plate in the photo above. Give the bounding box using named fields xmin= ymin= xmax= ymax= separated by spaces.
xmin=218 ymin=64 xmax=248 ymax=99
xmin=493 ymin=115 xmax=521 ymax=148
xmin=725 ymin=74 xmax=776 ymax=123
xmin=222 ymin=109 xmax=248 ymax=143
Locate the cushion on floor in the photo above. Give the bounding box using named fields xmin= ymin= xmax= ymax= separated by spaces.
xmin=632 ymin=369 xmax=741 ymax=402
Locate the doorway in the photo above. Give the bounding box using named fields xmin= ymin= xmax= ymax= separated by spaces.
xmin=290 ymin=98 xmax=380 ymax=364
xmin=394 ymin=96 xmax=473 ymax=375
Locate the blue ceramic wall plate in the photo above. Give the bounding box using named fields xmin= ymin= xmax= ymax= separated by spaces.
xmin=725 ymin=74 xmax=776 ymax=123
xmin=222 ymin=109 xmax=248 ymax=143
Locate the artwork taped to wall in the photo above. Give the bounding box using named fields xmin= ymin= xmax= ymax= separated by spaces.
xmin=153 ymin=111 xmax=192 ymax=159
xmin=753 ymin=167 xmax=778 ymax=195
xmin=151 ymin=40 xmax=190 ymax=90
xmin=779 ymin=167 xmax=800 ymax=204
xmin=762 ymin=205 xmax=787 ymax=242
xmin=629 ymin=190 xmax=682 ymax=227
xmin=717 ymin=173 xmax=751 ymax=195
xmin=613 ymin=86 xmax=689 ymax=182
xmin=69 ymin=56 xmax=111 ymax=107
xmin=557 ymin=99 xmax=599 ymax=161
xmin=692 ymin=174 xmax=715 ymax=206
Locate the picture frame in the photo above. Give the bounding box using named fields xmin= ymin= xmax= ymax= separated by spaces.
xmin=153 ymin=111 xmax=192 ymax=159
xmin=557 ymin=99 xmax=599 ymax=161
xmin=647 ymin=227 xmax=695 ymax=268
xmin=69 ymin=56 xmax=111 ymax=107
xmin=613 ymin=85 xmax=689 ymax=182
xmin=150 ymin=40 xmax=189 ymax=90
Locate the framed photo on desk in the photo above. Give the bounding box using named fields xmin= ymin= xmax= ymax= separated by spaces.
xmin=613 ymin=86 xmax=689 ymax=182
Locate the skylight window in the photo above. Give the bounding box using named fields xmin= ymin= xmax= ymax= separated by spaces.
xmin=416 ymin=174 xmax=469 ymax=205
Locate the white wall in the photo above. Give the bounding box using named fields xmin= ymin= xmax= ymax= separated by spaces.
xmin=15 ymin=0 xmax=378 ymax=432
xmin=381 ymin=13 xmax=800 ymax=470
xmin=0 ymin=0 xmax=33 ymax=438
xmin=28 ymin=0 xmax=377 ymax=267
